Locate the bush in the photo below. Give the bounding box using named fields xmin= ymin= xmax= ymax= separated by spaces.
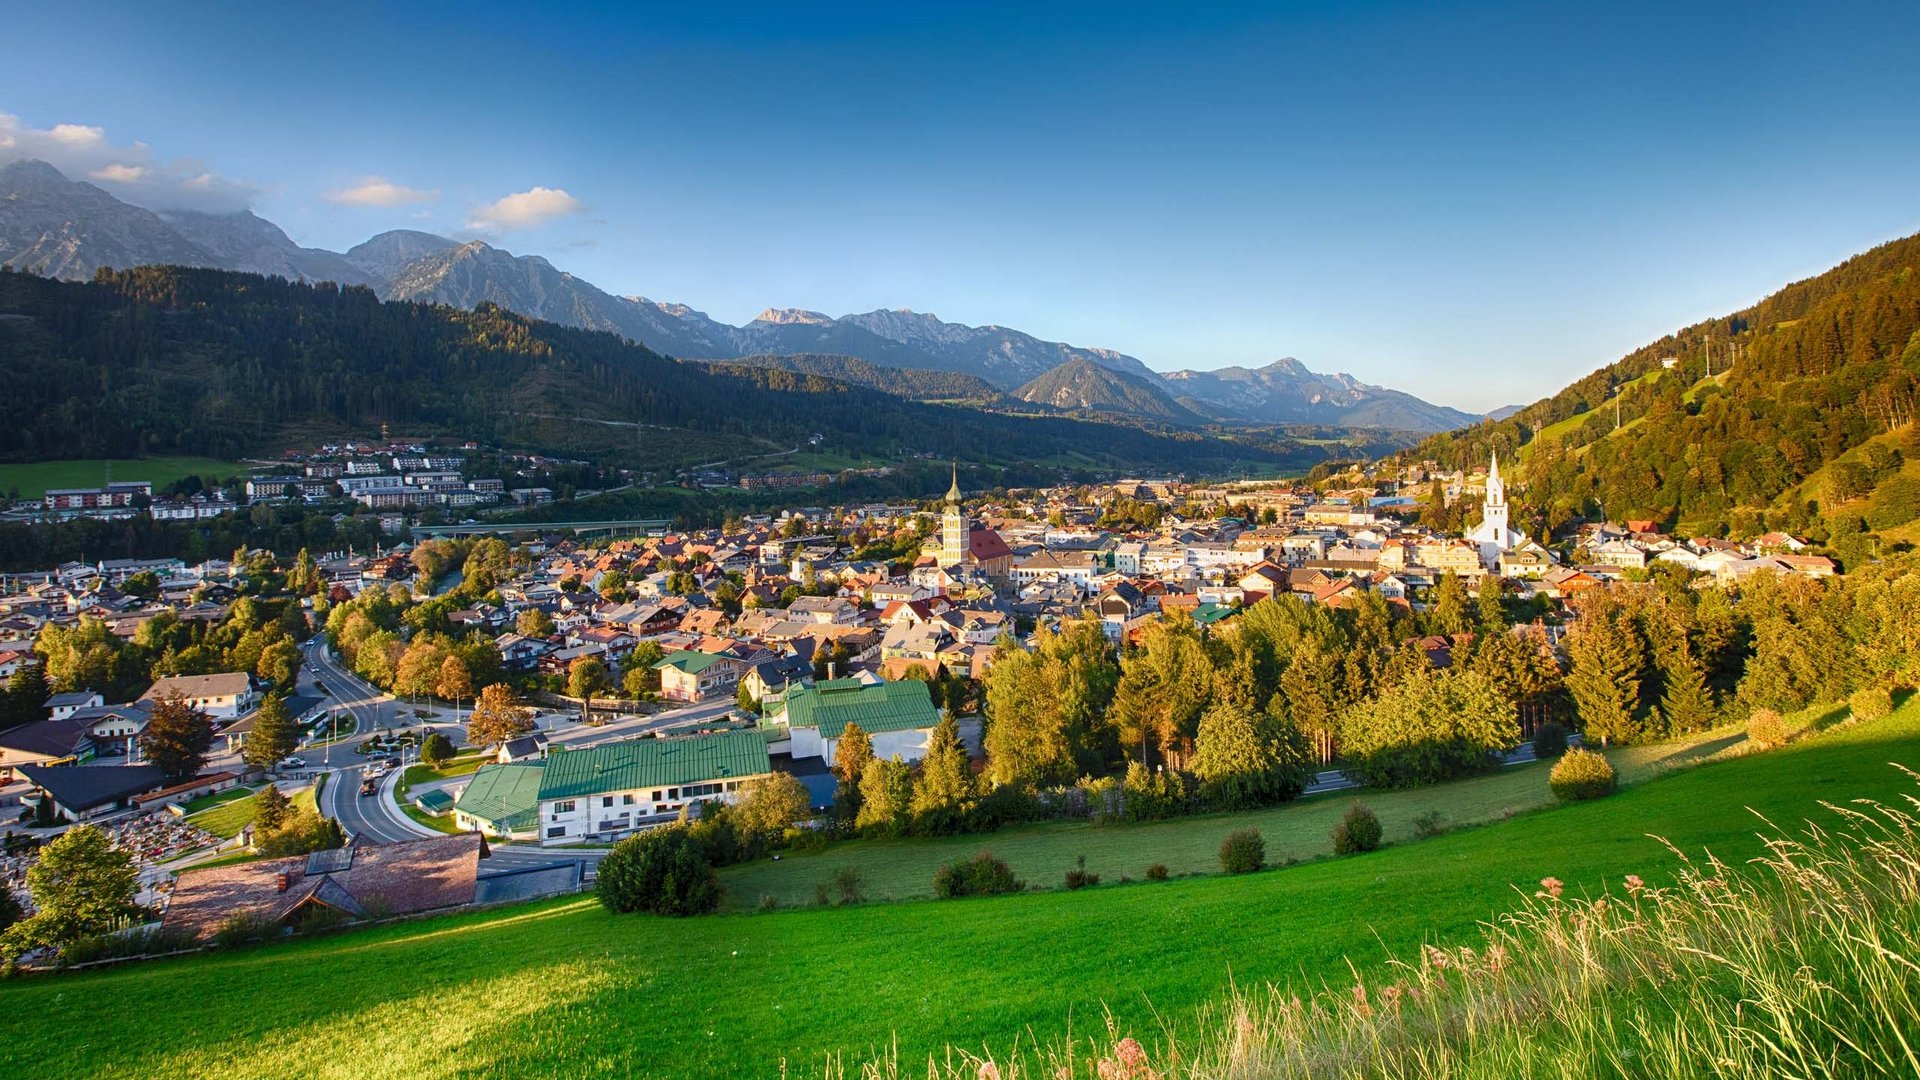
xmin=1331 ymin=803 xmax=1383 ymax=855
xmin=1146 ymin=862 xmax=1170 ymax=882
xmin=211 ymin=912 xmax=281 ymax=949
xmin=1063 ymin=854 xmax=1101 ymax=890
xmin=1747 ymin=708 xmax=1790 ymax=750
xmin=757 ymin=894 xmax=779 ymax=913
xmin=830 ymin=866 xmax=864 ymax=905
xmin=55 ymin=925 xmax=199 ymax=968
xmin=419 ymin=732 xmax=455 ymax=768
xmin=932 ymin=850 xmax=1025 ymax=899
xmin=1849 ymin=686 xmax=1894 ymax=722
xmin=1531 ymin=721 xmax=1570 ymax=759
xmin=1549 ymin=747 xmax=1617 ymax=801
xmin=1220 ymin=828 xmax=1266 ymax=873
xmin=1412 ymin=810 xmax=1448 ymax=839
xmin=596 ymin=827 xmax=723 ymax=916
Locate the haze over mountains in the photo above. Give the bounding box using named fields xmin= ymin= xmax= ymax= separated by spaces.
xmin=0 ymin=159 xmax=1476 ymax=432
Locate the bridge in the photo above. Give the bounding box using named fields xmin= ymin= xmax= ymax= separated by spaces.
xmin=410 ymin=518 xmax=673 ymax=540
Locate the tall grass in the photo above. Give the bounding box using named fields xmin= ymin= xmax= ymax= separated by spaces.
xmin=846 ymin=770 xmax=1920 ymax=1079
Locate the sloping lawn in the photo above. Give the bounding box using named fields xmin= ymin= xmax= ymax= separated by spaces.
xmin=0 ymin=704 xmax=1912 ymax=1080
xmin=718 ymin=724 xmax=1746 ymax=907
xmin=183 ymin=783 xmax=320 ymax=840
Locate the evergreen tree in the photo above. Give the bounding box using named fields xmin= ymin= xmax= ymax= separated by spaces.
xmin=1656 ymin=639 xmax=1717 ymax=735
xmin=253 ymin=784 xmax=292 ymax=832
xmin=241 ymin=692 xmax=300 ymax=768
xmin=1427 ymin=572 xmax=1474 ymax=637
xmin=853 ymin=757 xmax=912 ymax=837
xmin=1564 ymin=599 xmax=1647 ymax=745
xmin=908 ymin=713 xmax=975 ymax=833
xmin=833 ymin=722 xmax=874 ymax=787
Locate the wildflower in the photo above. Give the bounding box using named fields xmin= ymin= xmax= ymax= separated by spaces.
xmin=1381 ymin=983 xmax=1405 ymax=1010
xmin=978 ymin=1062 xmax=1001 ymax=1080
xmin=1483 ymin=943 xmax=1509 ymax=974
xmin=1538 ymin=876 xmax=1565 ymax=899
xmin=1624 ymin=874 xmax=1645 ymax=894
xmin=1423 ymin=944 xmax=1452 ymax=971
xmin=1350 ymin=981 xmax=1374 ymax=1019
xmin=1096 ymin=1036 xmax=1156 ymax=1080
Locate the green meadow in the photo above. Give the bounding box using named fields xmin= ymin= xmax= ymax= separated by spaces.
xmin=0 ymin=457 xmax=248 ymax=500
xmin=0 ymin=705 xmax=1914 ymax=1079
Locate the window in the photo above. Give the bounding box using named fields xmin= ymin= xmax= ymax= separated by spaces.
xmin=683 ymin=782 xmax=723 ymax=798
xmin=602 ymin=796 xmax=614 ymax=808
xmin=552 ymin=800 xmax=576 ymax=815
xmin=623 ymin=794 xmax=636 ymax=805
xmin=651 ymin=790 xmax=662 ymax=801
xmin=667 ymin=788 xmax=679 ymax=800
xmin=547 ymin=826 xmax=567 ymax=838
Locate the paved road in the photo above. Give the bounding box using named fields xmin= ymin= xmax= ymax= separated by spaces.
xmin=302 ymin=635 xmax=742 ymax=852
xmin=1300 ymin=735 xmax=1576 ymax=796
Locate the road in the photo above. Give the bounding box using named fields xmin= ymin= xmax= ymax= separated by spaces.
xmin=302 ymin=636 xmax=737 ymax=865
xmin=1299 ymin=735 xmax=1575 ymax=796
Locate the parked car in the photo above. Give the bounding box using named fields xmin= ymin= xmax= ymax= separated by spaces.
xmin=281 ymin=756 xmax=306 ymax=769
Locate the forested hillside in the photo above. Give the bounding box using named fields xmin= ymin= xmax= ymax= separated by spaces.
xmin=701 ymin=353 xmax=1005 ymax=403
xmin=1409 ymin=231 xmax=1920 ymax=539
xmin=0 ymin=266 xmax=1325 ymax=476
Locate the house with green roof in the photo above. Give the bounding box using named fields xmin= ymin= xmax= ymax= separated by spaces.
xmin=535 ymin=729 xmax=771 ymax=845
xmin=780 ymin=678 xmax=941 ymax=769
xmin=653 ymin=649 xmax=746 ymax=703
xmin=451 ymin=763 xmax=545 ymax=839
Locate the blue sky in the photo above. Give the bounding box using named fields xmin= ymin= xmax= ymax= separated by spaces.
xmin=4 ymin=1 xmax=1919 ymax=411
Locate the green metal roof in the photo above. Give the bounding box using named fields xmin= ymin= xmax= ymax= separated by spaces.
xmin=781 ymin=679 xmax=940 ymax=737
xmin=452 ymin=763 xmax=545 ymax=830
xmin=1191 ymin=602 xmax=1240 ymax=625
xmin=654 ymin=650 xmax=729 ymax=674
xmin=536 ymin=730 xmax=771 ymax=801
xmin=414 ymin=789 xmax=454 ymax=813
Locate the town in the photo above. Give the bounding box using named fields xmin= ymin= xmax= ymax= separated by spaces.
xmin=0 ymin=449 xmax=1847 ymax=955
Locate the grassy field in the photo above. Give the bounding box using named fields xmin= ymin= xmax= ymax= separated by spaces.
xmin=0 ymin=704 xmax=1912 ymax=1079
xmin=718 ymin=728 xmax=1744 ymax=908
xmin=183 ymin=783 xmax=320 ymax=840
xmin=0 ymin=456 xmax=248 ymax=500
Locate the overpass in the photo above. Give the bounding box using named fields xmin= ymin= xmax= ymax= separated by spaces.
xmin=410 ymin=517 xmax=673 ymax=540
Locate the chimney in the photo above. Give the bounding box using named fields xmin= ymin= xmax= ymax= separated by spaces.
xmin=275 ymin=872 xmax=290 ymax=893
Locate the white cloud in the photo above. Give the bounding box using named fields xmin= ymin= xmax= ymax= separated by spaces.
xmin=325 ymin=176 xmax=438 ymax=207
xmin=89 ymin=163 xmax=148 ymax=183
xmin=466 ymin=186 xmax=584 ymax=231
xmin=0 ymin=111 xmax=260 ymax=212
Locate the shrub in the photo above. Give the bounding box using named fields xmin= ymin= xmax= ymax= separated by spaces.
xmin=596 ymin=827 xmax=723 ymax=916
xmin=1412 ymin=810 xmax=1448 ymax=839
xmin=831 ymin=866 xmax=864 ymax=905
xmin=55 ymin=926 xmax=198 ymax=968
xmin=1146 ymin=863 xmax=1170 ymax=882
xmin=1220 ymin=828 xmax=1266 ymax=873
xmin=1549 ymin=747 xmax=1617 ymax=801
xmin=812 ymin=882 xmax=831 ymax=907
xmin=1747 ymin=708 xmax=1790 ymax=750
xmin=1331 ymin=802 xmax=1383 ymax=855
xmin=1339 ymin=669 xmax=1520 ymax=788
xmin=1531 ymin=721 xmax=1570 ymax=759
xmin=419 ymin=731 xmax=455 ymax=768
xmin=1850 ymin=686 xmax=1894 ymax=723
xmin=933 ymin=850 xmax=1025 ymax=898
xmin=211 ymin=912 xmax=281 ymax=949
xmin=757 ymin=894 xmax=779 ymax=913
xmin=1063 ymin=854 xmax=1101 ymax=890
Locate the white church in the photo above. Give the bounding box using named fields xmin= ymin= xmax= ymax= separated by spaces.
xmin=1466 ymin=452 xmax=1527 ymax=570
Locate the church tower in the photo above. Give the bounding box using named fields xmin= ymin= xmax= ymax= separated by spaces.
xmin=1481 ymin=451 xmax=1508 ymax=538
xmin=940 ymin=463 xmax=968 ymax=568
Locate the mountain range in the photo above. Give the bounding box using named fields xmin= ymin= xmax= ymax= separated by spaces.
xmin=0 ymin=158 xmax=1475 ymax=432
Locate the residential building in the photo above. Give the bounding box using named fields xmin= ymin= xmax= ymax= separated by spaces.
xmin=535 ymin=730 xmax=773 ymax=844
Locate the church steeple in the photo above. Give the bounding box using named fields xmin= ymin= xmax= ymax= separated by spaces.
xmin=940 ymin=462 xmax=968 ymax=568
